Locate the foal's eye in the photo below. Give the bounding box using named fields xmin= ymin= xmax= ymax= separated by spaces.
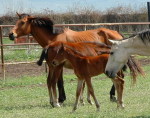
xmin=110 ymin=52 xmax=114 ymax=55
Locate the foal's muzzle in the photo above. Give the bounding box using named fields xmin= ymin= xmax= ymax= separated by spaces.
xmin=9 ymin=33 xmax=15 ymax=40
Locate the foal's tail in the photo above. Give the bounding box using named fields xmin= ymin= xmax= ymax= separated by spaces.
xmin=127 ymin=56 xmax=145 ymax=84
xmin=37 ymin=48 xmax=48 ymax=66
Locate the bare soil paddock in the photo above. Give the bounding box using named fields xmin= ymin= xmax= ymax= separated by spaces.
xmin=0 ymin=63 xmax=74 ymax=79
xmin=0 ymin=58 xmax=149 ymax=79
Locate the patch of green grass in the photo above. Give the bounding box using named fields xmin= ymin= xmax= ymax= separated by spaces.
xmin=4 ymin=49 xmax=42 ymax=62
xmin=0 ymin=65 xmax=150 ymax=118
xmin=0 ymin=74 xmax=46 ymax=88
xmin=3 ymin=37 xmax=12 ymax=44
xmin=2 ymin=37 xmax=42 ymax=62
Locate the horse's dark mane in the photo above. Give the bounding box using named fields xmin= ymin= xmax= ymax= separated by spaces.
xmin=20 ymin=13 xmax=30 ymax=19
xmin=137 ymin=29 xmax=150 ymax=43
xmin=31 ymin=17 xmax=54 ymax=33
xmin=124 ymin=29 xmax=150 ymax=43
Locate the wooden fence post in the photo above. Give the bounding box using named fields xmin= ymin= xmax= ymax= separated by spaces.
xmin=84 ymin=25 xmax=87 ymax=31
xmin=147 ymin=2 xmax=150 ymax=28
xmin=0 ymin=26 xmax=5 ymax=81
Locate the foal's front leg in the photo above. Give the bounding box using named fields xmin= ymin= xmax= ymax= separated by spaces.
xmin=110 ymin=71 xmax=124 ymax=102
xmin=111 ymin=77 xmax=125 ymax=108
xmin=47 ymin=68 xmax=54 ymax=106
xmin=50 ymin=65 xmax=65 ymax=107
xmin=47 ymin=66 xmax=60 ymax=107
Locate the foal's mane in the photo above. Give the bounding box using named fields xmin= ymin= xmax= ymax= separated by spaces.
xmin=30 ymin=17 xmax=54 ymax=33
xmin=64 ymin=47 xmax=93 ymax=61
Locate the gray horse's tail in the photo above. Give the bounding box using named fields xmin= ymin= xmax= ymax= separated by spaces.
xmin=127 ymin=56 xmax=145 ymax=84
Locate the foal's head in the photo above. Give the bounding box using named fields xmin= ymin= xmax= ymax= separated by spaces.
xmin=50 ymin=42 xmax=85 ymax=67
xmin=47 ymin=42 xmax=67 ymax=67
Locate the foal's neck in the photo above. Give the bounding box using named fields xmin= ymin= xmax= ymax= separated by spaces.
xmin=64 ymin=50 xmax=80 ymax=65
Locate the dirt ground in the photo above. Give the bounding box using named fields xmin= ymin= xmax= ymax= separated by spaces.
xmin=0 ymin=58 xmax=150 ymax=79
xmin=0 ymin=62 xmax=74 ymax=79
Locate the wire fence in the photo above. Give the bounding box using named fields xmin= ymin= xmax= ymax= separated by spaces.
xmin=1 ymin=22 xmax=150 ymax=80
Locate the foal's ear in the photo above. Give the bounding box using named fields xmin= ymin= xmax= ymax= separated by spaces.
xmin=61 ymin=43 xmax=66 ymax=51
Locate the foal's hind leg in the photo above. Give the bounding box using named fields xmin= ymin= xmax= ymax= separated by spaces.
xmin=79 ymin=81 xmax=85 ymax=105
xmin=73 ymin=79 xmax=84 ymax=112
xmin=110 ymin=71 xmax=124 ymax=102
xmin=85 ymin=78 xmax=100 ymax=111
xmin=87 ymin=88 xmax=94 ymax=105
xmin=79 ymin=81 xmax=94 ymax=105
xmin=111 ymin=77 xmax=125 ymax=108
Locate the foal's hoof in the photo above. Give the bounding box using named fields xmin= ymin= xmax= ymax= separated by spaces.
xmin=72 ymin=107 xmax=77 ymax=113
xmin=87 ymin=99 xmax=94 ymax=105
xmin=96 ymin=108 xmax=100 ymax=112
xmin=117 ymin=104 xmax=125 ymax=109
xmin=80 ymin=102 xmax=85 ymax=106
xmin=80 ymin=100 xmax=85 ymax=106
xmin=110 ymin=96 xmax=117 ymax=102
xmin=88 ymin=101 xmax=94 ymax=105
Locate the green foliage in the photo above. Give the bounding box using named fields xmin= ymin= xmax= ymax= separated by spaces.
xmin=0 ymin=65 xmax=150 ymax=118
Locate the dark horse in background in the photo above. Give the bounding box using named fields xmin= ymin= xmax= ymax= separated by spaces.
xmin=9 ymin=13 xmax=143 ymax=107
